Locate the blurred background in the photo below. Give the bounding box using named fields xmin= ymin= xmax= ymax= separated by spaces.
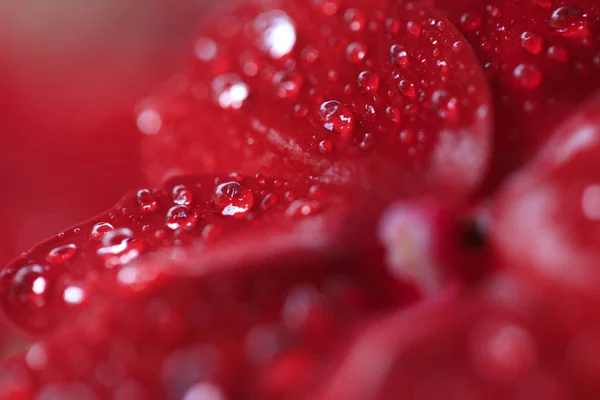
xmin=0 ymin=0 xmax=214 ymax=268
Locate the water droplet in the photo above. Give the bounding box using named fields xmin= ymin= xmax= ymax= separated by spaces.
xmin=344 ymin=9 xmax=365 ymax=32
xmin=581 ymin=185 xmax=600 ymax=220
xmin=512 ymin=63 xmax=543 ymax=89
xmin=261 ymin=193 xmax=279 ymax=210
xmin=212 ymin=74 xmax=249 ymax=110
xmin=97 ymin=228 xmax=143 ymax=264
xmin=452 ymin=40 xmax=466 ymax=53
xmin=520 ymin=32 xmax=543 ymax=55
xmin=212 ymin=182 xmax=255 ymax=217
xmin=399 ymin=79 xmax=416 ymax=99
xmin=400 ymin=129 xmax=415 ymax=145
xmin=46 ymin=244 xmax=77 ymax=265
xmin=301 ymin=46 xmax=320 ymax=64
xmin=532 ymin=0 xmax=552 ymax=9
xmin=460 ymin=11 xmax=482 ymax=31
xmin=385 ymin=18 xmax=400 ymax=34
xmin=286 ymin=200 xmax=322 ymax=218
xmin=357 ymin=71 xmax=379 ymax=94
xmin=172 ymin=185 xmax=193 ymax=206
xmin=166 ymin=206 xmax=199 ymax=230
xmin=546 ymin=45 xmax=568 ymax=62
xmin=431 ymin=90 xmax=460 ymax=123
xmin=90 ymin=222 xmax=114 ymax=240
xmin=319 ymin=140 xmax=333 ymax=154
xmin=406 ymin=21 xmax=422 ymax=36
xmin=136 ymin=189 xmax=159 ymax=212
xmin=254 ymin=10 xmax=296 ymax=59
xmin=183 ymin=383 xmax=225 ymax=400
xmin=194 ymin=37 xmax=218 ymax=62
xmin=345 ymin=42 xmax=367 ymax=64
xmin=136 ymin=109 xmax=162 ymax=135
xmin=313 ymin=0 xmax=341 ymax=16
xmin=319 ymin=100 xmax=355 ymax=137
xmin=294 ymin=104 xmax=309 ymax=118
xmin=549 ymin=6 xmax=589 ymax=41
xmin=386 ymin=106 xmax=401 ymax=125
xmin=360 ymin=133 xmax=375 ymax=150
xmin=272 ymin=71 xmax=302 ymax=99
xmin=8 ymin=264 xmax=49 ymax=307
xmin=390 ymin=44 xmax=409 ymax=67
xmin=63 ymin=286 xmax=86 ymax=305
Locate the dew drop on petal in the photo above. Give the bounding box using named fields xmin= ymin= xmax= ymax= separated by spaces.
xmin=195 ymin=37 xmax=218 ymax=62
xmin=357 ymin=71 xmax=379 ymax=94
xmin=272 ymin=71 xmax=303 ymax=99
xmin=212 ymin=74 xmax=250 ymax=110
xmin=183 ymin=383 xmax=225 ymax=400
xmin=212 ymin=182 xmax=255 ymax=217
xmin=90 ymin=222 xmax=114 ymax=241
xmin=46 ymin=244 xmax=77 ymax=265
xmin=390 ymin=44 xmax=409 ymax=67
xmin=549 ymin=6 xmax=589 ymax=41
xmin=8 ymin=264 xmax=49 ymax=308
xmin=172 ymin=185 xmax=193 ymax=206
xmin=460 ymin=11 xmax=482 ymax=31
xmin=319 ymin=100 xmax=354 ymax=137
xmin=313 ymin=0 xmax=341 ymax=16
xmin=165 ymin=206 xmax=199 ymax=230
xmin=512 ymin=63 xmax=543 ymax=89
xmin=344 ymin=8 xmax=365 ymax=32
xmin=136 ymin=189 xmax=159 ymax=212
xmin=286 ymin=200 xmax=322 ymax=218
xmin=345 ymin=42 xmax=367 ymax=64
xmin=137 ymin=108 xmax=162 ymax=135
xmin=520 ymin=32 xmax=543 ymax=55
xmin=255 ymin=10 xmax=296 ymax=59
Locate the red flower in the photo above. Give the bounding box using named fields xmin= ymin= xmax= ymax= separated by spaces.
xmin=1 ymin=0 xmax=600 ymax=398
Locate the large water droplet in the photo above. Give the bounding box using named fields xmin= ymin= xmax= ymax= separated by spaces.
xmin=399 ymin=79 xmax=416 ymax=99
xmin=512 ymin=63 xmax=543 ymax=89
xmin=98 ymin=228 xmax=134 ymax=255
xmin=547 ymin=45 xmax=568 ymax=62
xmin=212 ymin=74 xmax=249 ymax=110
xmin=90 ymin=222 xmax=114 ymax=241
xmin=8 ymin=264 xmax=49 ymax=308
xmin=520 ymin=32 xmax=543 ymax=55
xmin=286 ymin=200 xmax=322 ymax=218
xmin=136 ymin=109 xmax=162 ymax=135
xmin=357 ymin=71 xmax=379 ymax=94
xmin=172 ymin=185 xmax=193 ymax=206
xmin=344 ymin=8 xmax=365 ymax=32
xmin=345 ymin=42 xmax=367 ymax=64
xmin=313 ymin=0 xmax=341 ymax=16
xmin=97 ymin=228 xmax=144 ymax=267
xmin=319 ymin=100 xmax=354 ymax=137
xmin=390 ymin=44 xmax=409 ymax=67
xmin=46 ymin=244 xmax=77 ymax=265
xmin=272 ymin=71 xmax=303 ymax=99
xmin=136 ymin=189 xmax=159 ymax=213
xmin=166 ymin=206 xmax=200 ymax=230
xmin=460 ymin=11 xmax=482 ymax=31
xmin=195 ymin=37 xmax=218 ymax=62
xmin=549 ymin=6 xmax=589 ymax=41
xmin=255 ymin=10 xmax=296 ymax=59
xmin=212 ymin=182 xmax=255 ymax=217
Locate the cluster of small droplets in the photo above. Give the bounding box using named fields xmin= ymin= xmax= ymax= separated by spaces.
xmin=0 ymin=175 xmax=332 ymax=334
xmin=138 ymin=0 xmax=494 ymax=175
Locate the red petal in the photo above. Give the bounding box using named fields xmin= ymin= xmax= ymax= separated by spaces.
xmin=141 ymin=0 xmax=492 ymax=200
xmin=0 ymin=174 xmax=365 ymax=336
xmin=433 ymin=0 xmax=600 ymax=189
